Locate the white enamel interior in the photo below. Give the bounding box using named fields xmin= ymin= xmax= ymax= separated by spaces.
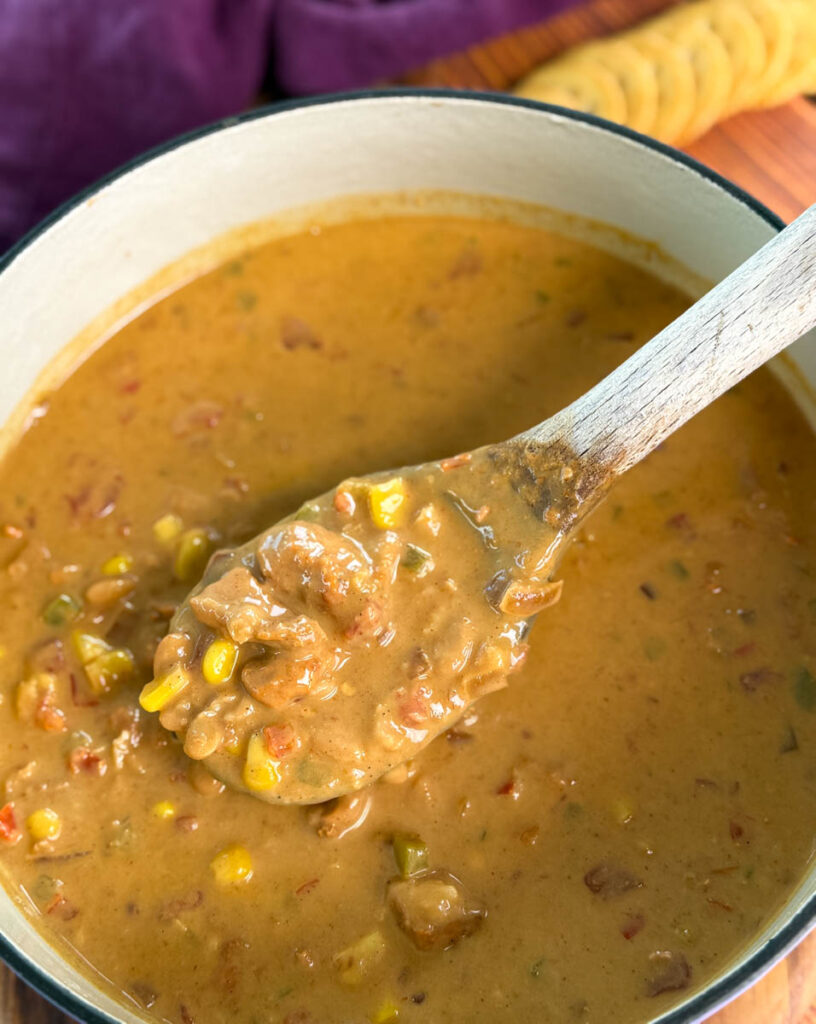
xmin=0 ymin=93 xmax=812 ymax=1024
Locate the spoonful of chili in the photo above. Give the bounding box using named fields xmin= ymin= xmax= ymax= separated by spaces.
xmin=140 ymin=205 xmax=816 ymax=804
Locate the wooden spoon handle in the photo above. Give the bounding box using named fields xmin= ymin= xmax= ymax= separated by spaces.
xmin=519 ymin=204 xmax=816 ymax=479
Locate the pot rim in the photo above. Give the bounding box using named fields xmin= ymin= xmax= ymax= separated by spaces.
xmin=0 ymin=88 xmax=809 ymax=1024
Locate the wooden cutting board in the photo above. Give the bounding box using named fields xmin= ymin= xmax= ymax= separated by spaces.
xmin=3 ymin=2 xmax=816 ymax=1022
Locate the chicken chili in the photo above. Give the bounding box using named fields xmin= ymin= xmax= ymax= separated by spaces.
xmin=0 ymin=206 xmax=813 ymax=1024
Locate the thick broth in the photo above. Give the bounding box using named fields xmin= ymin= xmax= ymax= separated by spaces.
xmin=0 ymin=213 xmax=813 ymax=1024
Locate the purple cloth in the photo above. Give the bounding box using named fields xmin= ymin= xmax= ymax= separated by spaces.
xmin=275 ymin=0 xmax=558 ymax=93
xmin=0 ymin=0 xmax=570 ymax=253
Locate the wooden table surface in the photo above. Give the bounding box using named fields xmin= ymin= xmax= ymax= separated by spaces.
xmin=4 ymin=1 xmax=816 ymax=1021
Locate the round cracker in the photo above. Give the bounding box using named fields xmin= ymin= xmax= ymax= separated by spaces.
xmin=515 ymin=56 xmax=628 ymax=124
xmin=706 ymin=0 xmax=770 ymax=112
xmin=758 ymin=0 xmax=816 ymax=106
xmin=669 ymin=16 xmax=734 ymax=143
xmin=740 ymin=0 xmax=796 ymax=102
xmin=627 ymin=30 xmax=697 ymax=143
xmin=578 ymin=39 xmax=660 ymax=135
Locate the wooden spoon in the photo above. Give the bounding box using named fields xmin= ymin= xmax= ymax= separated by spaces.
xmin=147 ymin=205 xmax=816 ymax=804
xmin=516 ymin=206 xmax=816 ymax=494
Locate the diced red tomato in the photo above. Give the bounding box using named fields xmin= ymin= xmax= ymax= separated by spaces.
xmin=36 ymin=700 xmax=66 ymax=733
xmin=496 ymin=774 xmax=522 ymax=799
xmin=263 ymin=723 xmax=298 ymax=759
xmin=620 ymin=914 xmax=645 ymax=940
xmin=440 ymin=452 xmax=472 ymax=472
xmin=398 ymin=686 xmax=432 ymax=727
xmin=0 ymin=803 xmax=20 ymax=845
xmin=333 ymin=490 xmax=355 ymax=516
xmin=68 ymin=747 xmax=106 ymax=776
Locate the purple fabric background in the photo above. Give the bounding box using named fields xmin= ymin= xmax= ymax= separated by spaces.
xmin=0 ymin=0 xmax=573 ymax=253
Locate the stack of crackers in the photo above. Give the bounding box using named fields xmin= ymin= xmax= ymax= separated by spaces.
xmin=515 ymin=0 xmax=816 ymax=144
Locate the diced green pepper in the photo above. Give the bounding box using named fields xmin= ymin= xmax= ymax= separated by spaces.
xmin=780 ymin=724 xmax=799 ymax=753
xmin=794 ymin=667 xmax=816 ymax=712
xmin=529 ymin=957 xmax=547 ymax=979
xmin=296 ymin=757 xmax=331 ymax=787
xmin=106 ymin=817 xmax=133 ymax=850
xmin=33 ymin=874 xmax=62 ymax=901
xmin=333 ymin=930 xmax=386 ymax=986
xmin=643 ymin=636 xmax=667 ymax=661
xmin=392 ymin=833 xmax=428 ymax=878
xmin=401 ymin=544 xmax=430 ymax=573
xmin=295 ymin=502 xmax=321 ymax=522
xmin=42 ymin=594 xmax=81 ymax=627
xmin=669 ymin=560 xmax=690 ymax=580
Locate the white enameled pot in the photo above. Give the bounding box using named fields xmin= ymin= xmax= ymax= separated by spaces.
xmin=0 ymin=91 xmax=813 ymax=1024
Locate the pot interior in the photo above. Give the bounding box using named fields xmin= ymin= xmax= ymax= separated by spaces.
xmin=0 ymin=93 xmax=813 ymax=1024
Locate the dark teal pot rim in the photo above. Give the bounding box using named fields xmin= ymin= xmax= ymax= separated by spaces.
xmin=0 ymin=88 xmax=808 ymax=1024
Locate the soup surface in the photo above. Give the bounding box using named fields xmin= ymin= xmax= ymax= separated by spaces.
xmin=0 ymin=210 xmax=814 ymax=1024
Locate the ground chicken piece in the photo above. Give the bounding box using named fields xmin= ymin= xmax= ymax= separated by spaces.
xmin=387 ymin=870 xmax=485 ymax=950
xmin=583 ymin=862 xmax=643 ymax=899
xmin=256 ymin=522 xmax=377 ymax=630
xmin=241 ymin=652 xmax=325 ymax=709
xmin=190 ymin=567 xmax=290 ymax=645
xmin=313 ymin=792 xmax=371 ymax=839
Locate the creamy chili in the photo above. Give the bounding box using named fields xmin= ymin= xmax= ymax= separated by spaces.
xmin=0 ymin=207 xmax=812 ymax=1024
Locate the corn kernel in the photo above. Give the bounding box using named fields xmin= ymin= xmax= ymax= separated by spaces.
xmin=224 ymin=733 xmax=243 ymax=755
xmin=27 ymin=808 xmax=61 ymax=843
xmin=152 ymin=513 xmax=183 ymax=545
xmin=367 ymin=478 xmax=407 ymax=530
xmin=174 ymin=528 xmax=213 ymax=583
xmin=612 ymin=798 xmax=635 ymax=826
xmin=152 ymin=801 xmax=176 ymax=820
xmin=202 ymin=638 xmax=239 ymax=685
xmin=139 ymin=666 xmax=189 ymax=713
xmin=71 ymin=631 xmax=112 ymax=666
xmin=210 ymin=844 xmax=253 ymax=885
xmin=242 ymin=732 xmax=281 ymax=791
xmin=101 ymin=553 xmax=133 ymax=576
xmin=370 ymin=998 xmax=400 ymax=1023
xmin=84 ymin=648 xmax=135 ymax=695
